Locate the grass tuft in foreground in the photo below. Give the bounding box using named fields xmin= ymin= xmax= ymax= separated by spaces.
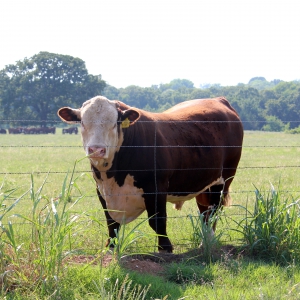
xmin=0 ymin=167 xmax=86 ymax=296
xmin=188 ymin=207 xmax=224 ymax=263
xmin=233 ymin=183 xmax=300 ymax=264
xmin=2 ymin=173 xmax=300 ymax=299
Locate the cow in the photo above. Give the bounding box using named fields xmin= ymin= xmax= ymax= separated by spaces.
xmin=47 ymin=126 xmax=56 ymax=134
xmin=62 ymin=127 xmax=78 ymax=134
xmin=58 ymin=95 xmax=243 ymax=253
xmin=23 ymin=127 xmax=38 ymax=134
xmin=8 ymin=128 xmax=22 ymax=134
xmin=39 ymin=127 xmax=56 ymax=134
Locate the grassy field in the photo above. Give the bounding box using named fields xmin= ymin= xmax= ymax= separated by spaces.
xmin=0 ymin=129 xmax=300 ymax=299
xmin=0 ymin=130 xmax=299 ymax=250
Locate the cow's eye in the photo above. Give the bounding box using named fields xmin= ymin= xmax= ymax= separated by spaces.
xmin=113 ymin=123 xmax=117 ymax=129
xmin=81 ymin=121 xmax=85 ymax=129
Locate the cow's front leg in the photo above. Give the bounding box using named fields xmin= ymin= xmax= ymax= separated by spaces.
xmin=96 ymin=188 xmax=120 ymax=248
xmin=144 ymin=192 xmax=173 ymax=253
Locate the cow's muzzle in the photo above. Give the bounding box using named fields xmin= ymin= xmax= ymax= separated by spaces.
xmin=88 ymin=146 xmax=107 ymax=158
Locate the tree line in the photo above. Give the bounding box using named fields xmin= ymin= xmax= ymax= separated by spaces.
xmin=0 ymin=52 xmax=299 ymax=132
xmin=0 ymin=52 xmax=106 ymax=127
xmin=103 ymin=77 xmax=300 ymax=132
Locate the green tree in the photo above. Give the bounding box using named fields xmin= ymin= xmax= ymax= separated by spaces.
xmin=264 ymin=82 xmax=300 ymax=128
xmin=168 ymin=78 xmax=194 ymax=90
xmin=118 ymin=85 xmax=159 ymax=109
xmin=0 ymin=52 xmax=106 ymax=126
xmin=103 ymin=85 xmax=120 ymax=100
xmin=262 ymin=116 xmax=286 ymax=132
xmin=189 ymin=88 xmax=211 ymax=99
xmin=217 ymin=86 xmax=266 ymax=130
xmin=247 ymin=77 xmax=282 ymax=90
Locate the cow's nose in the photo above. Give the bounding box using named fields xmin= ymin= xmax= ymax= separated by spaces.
xmin=88 ymin=146 xmax=106 ymax=158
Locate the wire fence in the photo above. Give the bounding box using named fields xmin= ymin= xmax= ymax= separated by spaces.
xmin=1 ymin=119 xmax=299 ymax=251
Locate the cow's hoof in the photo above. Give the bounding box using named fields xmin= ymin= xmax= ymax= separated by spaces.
xmin=158 ymin=249 xmax=172 ymax=254
xmin=158 ymin=246 xmax=173 ymax=254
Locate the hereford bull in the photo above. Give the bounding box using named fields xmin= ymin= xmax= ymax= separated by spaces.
xmin=58 ymin=96 xmax=243 ymax=252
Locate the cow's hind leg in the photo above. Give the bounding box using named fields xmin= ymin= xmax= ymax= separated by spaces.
xmin=96 ymin=189 xmax=120 ymax=248
xmin=196 ymin=184 xmax=224 ymax=232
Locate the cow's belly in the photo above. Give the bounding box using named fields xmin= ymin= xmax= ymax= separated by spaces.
xmin=96 ymin=174 xmax=146 ymax=224
xmin=96 ymin=175 xmax=224 ymax=222
xmin=167 ymin=176 xmax=225 ymax=210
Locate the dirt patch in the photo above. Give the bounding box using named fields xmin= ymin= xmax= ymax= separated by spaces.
xmin=66 ymin=245 xmax=240 ymax=276
xmin=121 ymin=258 xmax=164 ymax=276
xmin=66 ymin=254 xmax=114 ymax=267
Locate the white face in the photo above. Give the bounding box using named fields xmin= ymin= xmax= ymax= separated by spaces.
xmin=79 ymin=96 xmax=121 ymax=169
xmin=58 ymin=95 xmax=140 ymax=170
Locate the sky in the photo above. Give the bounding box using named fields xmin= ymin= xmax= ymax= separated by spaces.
xmin=1 ymin=0 xmax=300 ymax=88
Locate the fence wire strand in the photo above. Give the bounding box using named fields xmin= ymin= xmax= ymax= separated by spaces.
xmin=1 ymin=118 xmax=299 ymax=251
xmin=1 ymin=119 xmax=300 ymax=123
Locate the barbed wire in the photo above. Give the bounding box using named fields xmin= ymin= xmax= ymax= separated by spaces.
xmin=0 ymin=118 xmax=298 ymax=251
xmin=2 ymin=189 xmax=299 ymax=203
xmin=0 ymin=165 xmax=299 ymax=176
xmin=0 ymin=145 xmax=299 ymax=148
xmin=1 ymin=121 xmax=299 ymax=198
xmin=0 ymin=207 xmax=294 ymax=250
xmin=0 ymin=119 xmax=300 ymax=124
xmin=0 ymin=211 xmax=281 ymax=225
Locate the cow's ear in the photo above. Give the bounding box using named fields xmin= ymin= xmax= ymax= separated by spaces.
xmin=120 ymin=109 xmax=140 ymax=127
xmin=57 ymin=107 xmax=81 ymax=124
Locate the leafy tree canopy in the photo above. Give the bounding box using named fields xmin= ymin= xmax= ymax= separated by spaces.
xmin=0 ymin=52 xmax=106 ymax=125
xmin=105 ymin=78 xmax=300 ymax=131
xmin=248 ymin=77 xmax=267 ymax=83
xmin=247 ymin=77 xmax=283 ymax=90
xmin=1 ymin=53 xmax=299 ymax=132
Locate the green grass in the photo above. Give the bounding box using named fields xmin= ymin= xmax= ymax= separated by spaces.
xmin=0 ymin=130 xmax=299 ymax=251
xmin=0 ymin=130 xmax=300 ymax=298
xmin=1 ymin=130 xmax=299 ymax=248
xmin=231 ymin=184 xmax=300 ymax=264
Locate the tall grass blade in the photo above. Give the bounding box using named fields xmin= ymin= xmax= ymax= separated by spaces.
xmin=234 ymin=183 xmax=300 ymax=263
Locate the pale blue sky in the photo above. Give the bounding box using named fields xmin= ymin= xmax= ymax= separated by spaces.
xmin=1 ymin=0 xmax=299 ymax=88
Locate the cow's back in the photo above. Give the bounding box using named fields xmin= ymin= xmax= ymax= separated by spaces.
xmin=163 ymin=97 xmax=239 ymax=121
xmin=154 ymin=97 xmax=242 ymax=152
xmin=139 ymin=97 xmax=244 ymax=198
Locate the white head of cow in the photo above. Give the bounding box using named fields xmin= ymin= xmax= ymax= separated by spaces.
xmin=57 ymin=96 xmax=140 ymax=170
